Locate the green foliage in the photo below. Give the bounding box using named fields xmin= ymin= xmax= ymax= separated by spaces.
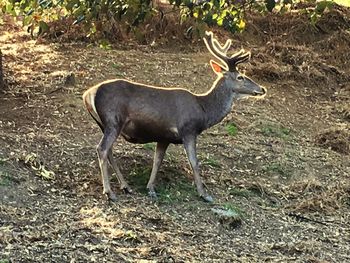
xmin=1 ymin=0 xmax=56 ymax=35
xmin=260 ymin=122 xmax=291 ymax=139
xmin=225 ymin=123 xmax=238 ymax=136
xmin=142 ymin=142 xmax=156 ymax=151
xmin=310 ymin=0 xmax=335 ymax=24
xmin=222 ymin=202 xmax=245 ymax=216
xmin=157 ymin=178 xmax=197 ymax=204
xmin=1 ymin=0 xmax=345 ymax=40
xmin=172 ymin=0 xmax=247 ymax=33
xmin=129 ymin=166 xmax=151 ymax=193
xmin=2 ymin=0 xmax=155 ymax=37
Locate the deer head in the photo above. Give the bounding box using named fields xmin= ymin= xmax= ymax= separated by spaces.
xmin=203 ymin=31 xmax=266 ymax=99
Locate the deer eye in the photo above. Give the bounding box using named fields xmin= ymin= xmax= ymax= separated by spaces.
xmin=236 ymin=75 xmax=244 ymax=81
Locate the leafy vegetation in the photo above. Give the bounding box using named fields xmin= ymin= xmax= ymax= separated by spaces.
xmin=225 ymin=123 xmax=238 ymax=136
xmin=260 ymin=122 xmax=291 ymax=139
xmin=1 ymin=0 xmax=348 ymax=41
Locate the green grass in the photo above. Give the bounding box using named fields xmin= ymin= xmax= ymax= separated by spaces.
xmin=128 ymin=166 xmax=152 ymax=193
xmin=222 ymin=202 xmax=245 ymax=217
xmin=211 ymin=202 xmax=247 ymax=224
xmin=202 ymin=155 xmax=221 ymax=169
xmin=0 ymin=171 xmax=13 ymax=186
xmin=225 ymin=123 xmax=238 ymax=136
xmin=142 ymin=143 xmax=156 ymax=151
xmin=0 ymin=158 xmax=14 ymax=186
xmin=157 ymin=173 xmax=197 ymax=204
xmin=128 ymin=165 xmax=196 ymax=203
xmin=111 ymin=62 xmax=121 ymax=69
xmin=260 ymin=122 xmax=291 ymax=139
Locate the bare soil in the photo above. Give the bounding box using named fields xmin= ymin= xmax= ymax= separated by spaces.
xmin=1 ymin=8 xmax=350 ymax=262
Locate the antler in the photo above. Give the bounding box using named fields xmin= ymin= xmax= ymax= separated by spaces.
xmin=203 ymin=31 xmax=251 ymax=71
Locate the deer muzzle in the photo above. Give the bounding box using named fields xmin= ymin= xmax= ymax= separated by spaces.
xmin=254 ymin=86 xmax=267 ymax=97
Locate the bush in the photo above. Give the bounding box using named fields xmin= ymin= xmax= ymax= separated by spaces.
xmin=1 ymin=0 xmax=348 ymax=41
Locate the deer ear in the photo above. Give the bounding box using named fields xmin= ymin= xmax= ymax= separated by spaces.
xmin=210 ymin=60 xmax=225 ymax=74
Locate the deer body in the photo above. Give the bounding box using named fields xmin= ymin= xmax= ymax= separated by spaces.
xmin=83 ymin=32 xmax=266 ymax=202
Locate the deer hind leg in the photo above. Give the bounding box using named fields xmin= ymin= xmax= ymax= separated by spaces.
xmin=147 ymin=142 xmax=169 ymax=198
xmin=107 ymin=149 xmax=132 ymax=194
xmin=96 ymin=127 xmax=120 ymax=201
xmin=183 ymin=136 xmax=213 ymax=203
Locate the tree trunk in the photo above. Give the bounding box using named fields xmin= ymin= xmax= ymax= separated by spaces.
xmin=0 ymin=49 xmax=4 ymax=91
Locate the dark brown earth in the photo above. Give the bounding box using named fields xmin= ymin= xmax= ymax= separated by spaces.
xmin=1 ymin=8 xmax=350 ymax=262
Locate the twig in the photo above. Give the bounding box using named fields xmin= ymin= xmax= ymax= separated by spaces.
xmin=287 ymin=212 xmax=328 ymax=225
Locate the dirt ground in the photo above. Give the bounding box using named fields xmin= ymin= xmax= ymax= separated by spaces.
xmin=1 ymin=7 xmax=350 ymax=263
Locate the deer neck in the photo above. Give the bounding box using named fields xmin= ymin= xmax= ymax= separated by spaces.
xmin=199 ymin=77 xmax=236 ymax=129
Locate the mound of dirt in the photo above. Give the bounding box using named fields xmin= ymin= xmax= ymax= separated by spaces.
xmin=315 ymin=128 xmax=350 ymax=154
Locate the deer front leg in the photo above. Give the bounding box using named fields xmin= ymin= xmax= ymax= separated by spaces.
xmin=183 ymin=136 xmax=213 ymax=203
xmin=96 ymin=127 xmax=119 ymax=201
xmin=147 ymin=142 xmax=169 ymax=198
xmin=108 ymin=149 xmax=132 ymax=194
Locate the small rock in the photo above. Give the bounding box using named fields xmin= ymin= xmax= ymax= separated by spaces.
xmin=64 ymin=72 xmax=75 ymax=86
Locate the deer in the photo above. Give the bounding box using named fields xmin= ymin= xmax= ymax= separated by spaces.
xmin=82 ymin=31 xmax=266 ymax=202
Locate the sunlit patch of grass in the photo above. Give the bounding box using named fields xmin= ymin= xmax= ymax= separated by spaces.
xmin=211 ymin=202 xmax=246 ymax=228
xmin=222 ymin=202 xmax=246 ymax=217
xmin=225 ymin=123 xmax=238 ymax=136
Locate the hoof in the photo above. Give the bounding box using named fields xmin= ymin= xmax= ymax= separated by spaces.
xmin=201 ymin=194 xmax=214 ymax=203
xmin=106 ymin=192 xmax=117 ymax=202
xmin=148 ymin=190 xmax=158 ymax=200
xmin=122 ymin=186 xmax=133 ymax=194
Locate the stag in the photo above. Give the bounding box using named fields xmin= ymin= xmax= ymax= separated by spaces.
xmin=83 ymin=31 xmax=266 ymax=202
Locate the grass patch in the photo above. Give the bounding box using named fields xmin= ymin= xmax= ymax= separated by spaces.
xmin=202 ymin=155 xmax=221 ymax=169
xmin=222 ymin=202 xmax=246 ymax=217
xmin=0 ymin=171 xmax=13 ymax=186
xmin=0 ymin=158 xmax=16 ymax=186
xmin=225 ymin=123 xmax=238 ymax=136
xmin=260 ymin=122 xmax=291 ymax=139
xmin=128 ymin=165 xmax=196 ymax=203
xmin=211 ymin=202 xmax=246 ymax=228
xmin=111 ymin=62 xmax=121 ymax=69
xmin=128 ymin=166 xmax=152 ymax=193
xmin=156 ymin=178 xmax=197 ymax=204
xmin=142 ymin=143 xmax=156 ymax=151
